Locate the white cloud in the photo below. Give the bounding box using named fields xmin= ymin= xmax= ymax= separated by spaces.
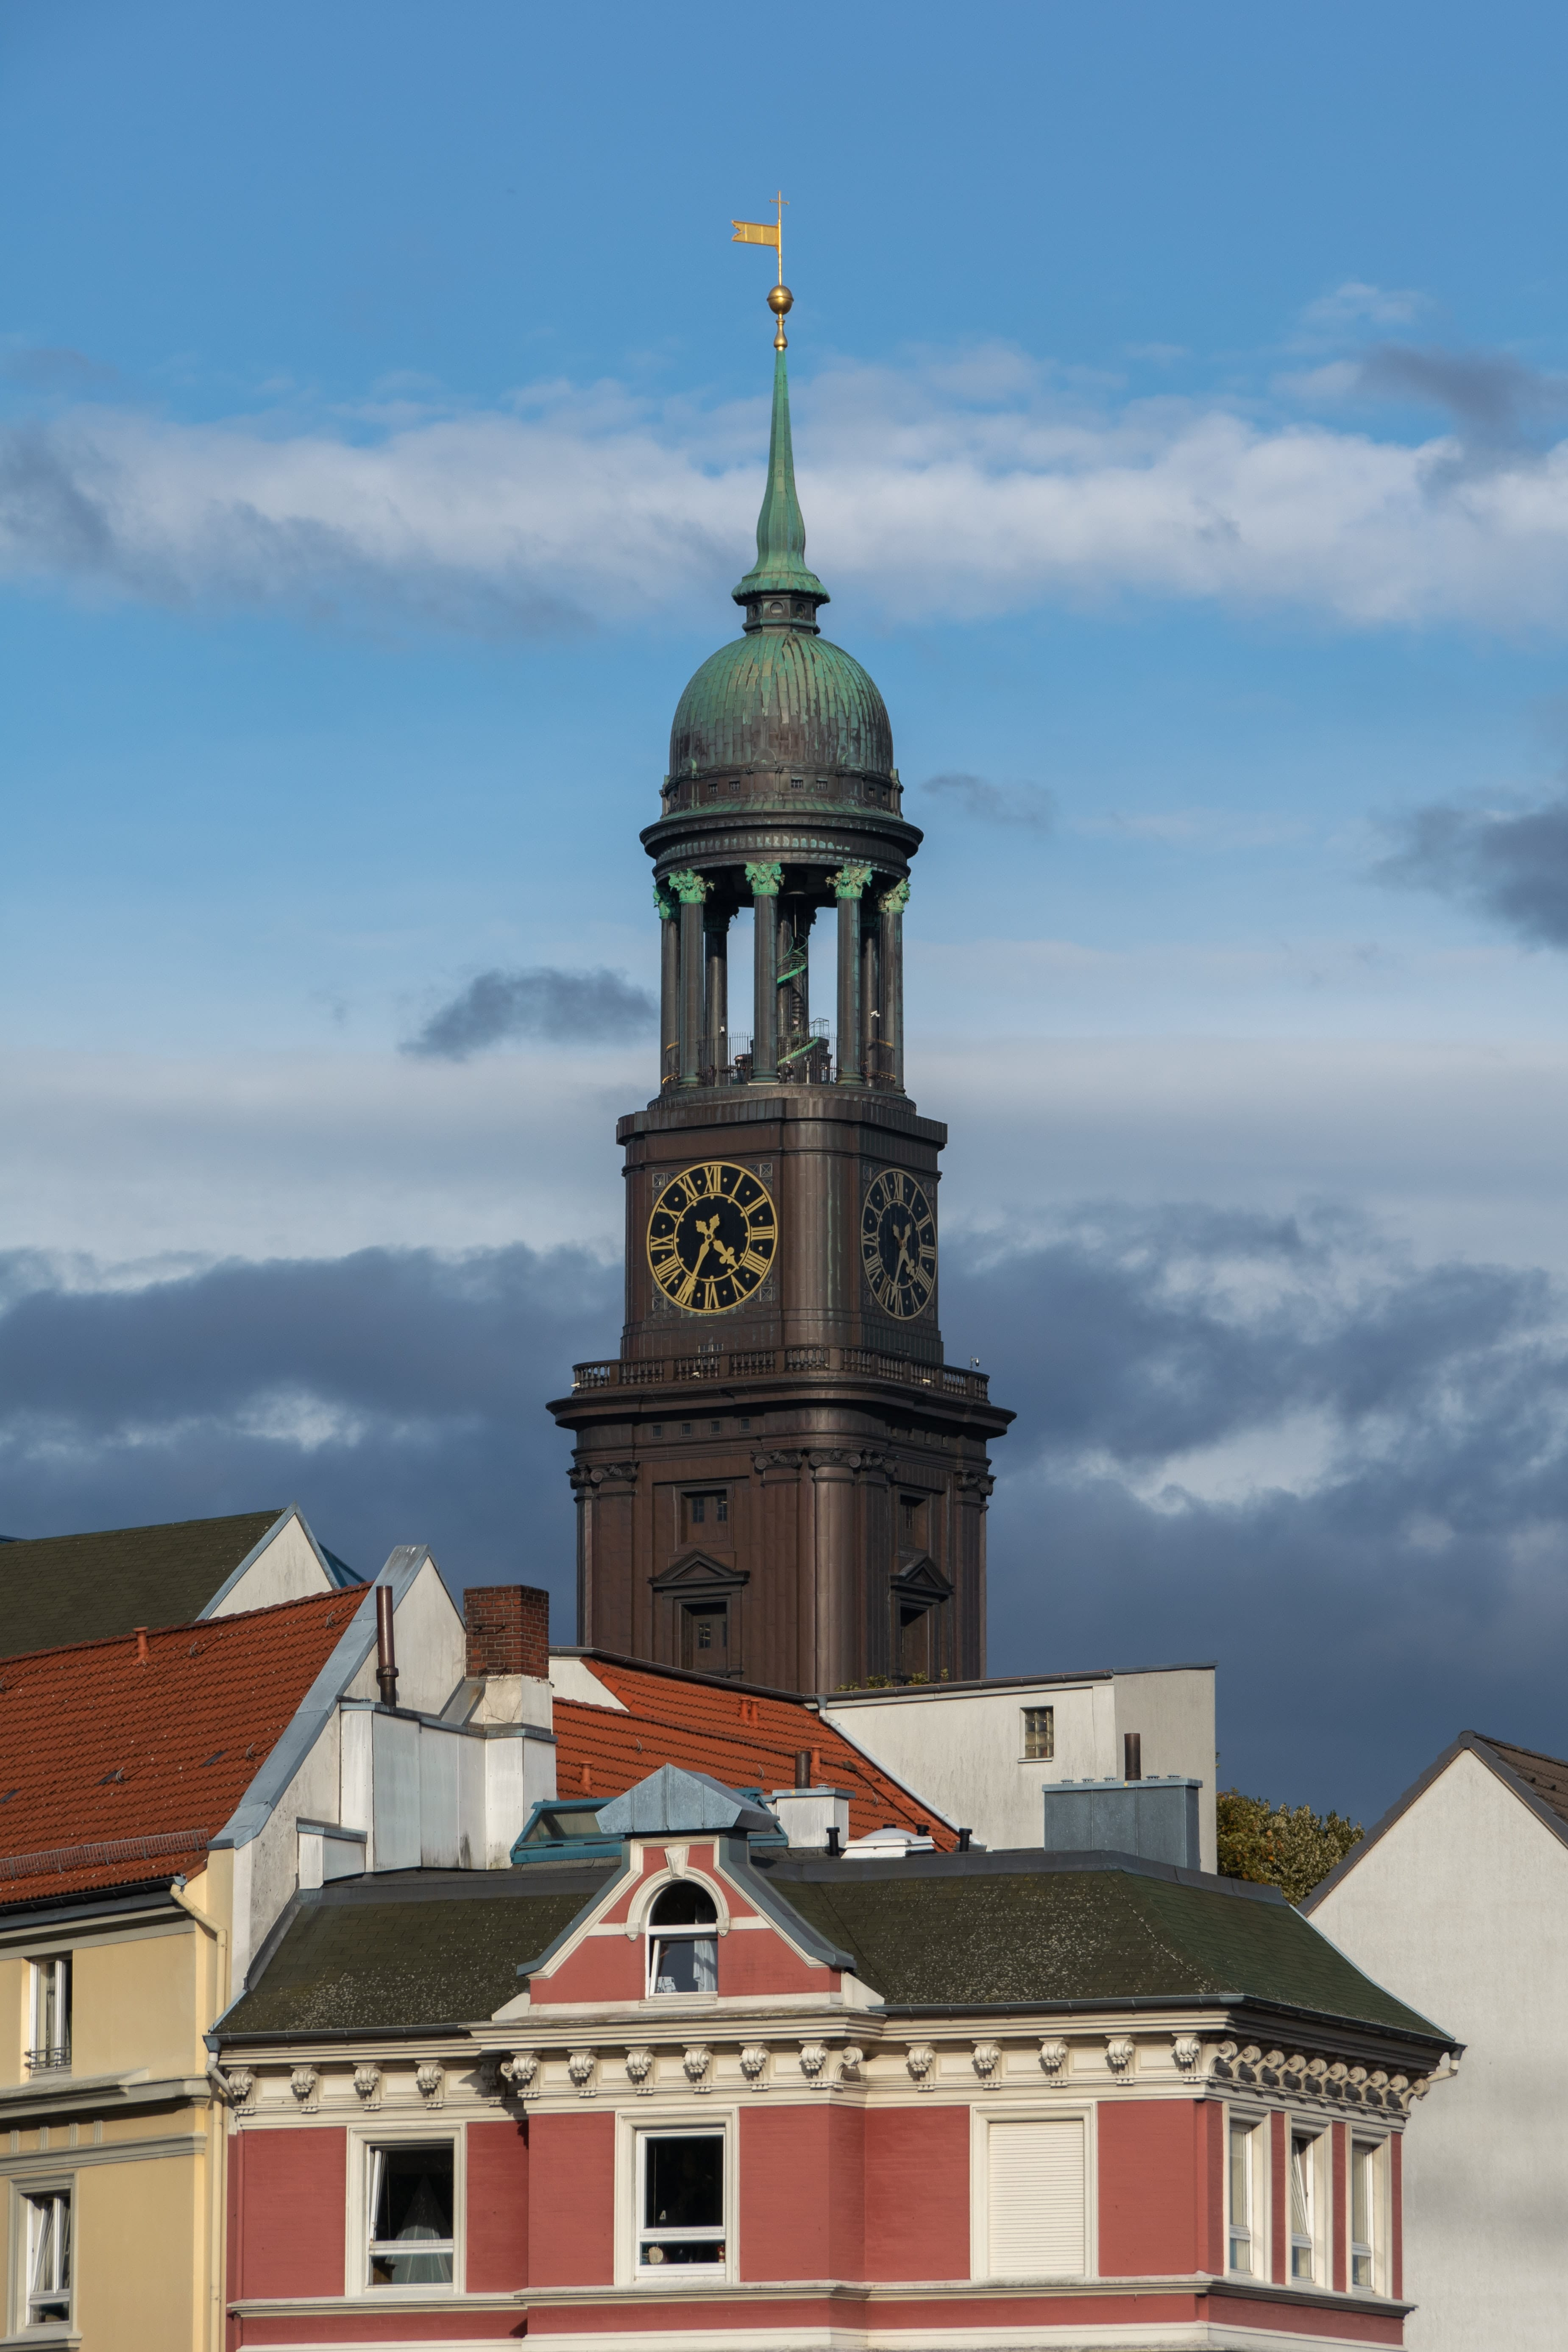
xmin=1298 ymin=281 xmax=1430 ymax=333
xmin=9 ymin=350 xmax=1568 ymax=634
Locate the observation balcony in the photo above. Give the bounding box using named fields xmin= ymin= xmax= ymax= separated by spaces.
xmin=570 ymin=1348 xmax=990 ymax=1402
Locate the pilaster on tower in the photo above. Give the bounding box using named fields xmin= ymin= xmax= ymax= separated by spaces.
xmin=548 ymin=287 xmax=1012 ymax=1697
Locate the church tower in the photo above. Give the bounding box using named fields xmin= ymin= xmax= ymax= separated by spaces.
xmin=549 ymin=278 xmax=1012 ymax=1694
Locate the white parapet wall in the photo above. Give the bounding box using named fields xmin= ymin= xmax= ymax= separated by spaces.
xmin=819 ymin=1664 xmax=1217 ymax=1870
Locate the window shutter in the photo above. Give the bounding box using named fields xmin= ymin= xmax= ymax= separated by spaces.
xmin=987 ymin=2119 xmax=1085 ymax=2277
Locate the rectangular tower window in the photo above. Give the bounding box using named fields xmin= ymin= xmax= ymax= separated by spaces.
xmin=28 ymin=1956 xmax=70 ymax=2073
xmin=899 ymin=1494 xmax=926 ymax=1543
xmin=682 ymin=1603 xmax=729 ymax=1671
xmin=1021 ymin=1707 xmax=1055 ymax=1761
xmin=685 ymin=1491 xmax=728 ymax=1536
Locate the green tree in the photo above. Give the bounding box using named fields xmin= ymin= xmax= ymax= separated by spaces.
xmin=1216 ymin=1788 xmax=1362 ymax=1905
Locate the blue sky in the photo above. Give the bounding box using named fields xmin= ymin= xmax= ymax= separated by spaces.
xmin=9 ymin=0 xmax=1568 ymax=1819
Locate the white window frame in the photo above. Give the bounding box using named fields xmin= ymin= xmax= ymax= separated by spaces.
xmin=344 ymin=2122 xmax=464 ymax=2297
xmin=27 ymin=1957 xmax=71 ymax=2076
xmin=1349 ymin=2134 xmax=1387 ymax=2295
xmin=1226 ymin=2109 xmax=1267 ymax=2279
xmin=645 ymin=1882 xmax=720 ymax=1998
xmin=1289 ymin=2125 xmax=1326 ymax=2286
xmin=16 ymin=2179 xmax=72 ymax=2332
xmin=969 ymin=2104 xmax=1095 ymax=2283
xmin=614 ymin=2104 xmax=736 ymax=2288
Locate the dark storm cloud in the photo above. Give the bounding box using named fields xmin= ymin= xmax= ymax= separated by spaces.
xmin=0 ymin=1243 xmax=621 ymax=1619
xmin=1376 ymin=796 xmax=1568 ymax=947
xmin=921 ymin=773 xmax=1056 ymax=834
xmin=942 ymin=1204 xmax=1568 ymax=1820
xmin=402 ymin=967 xmax=657 ymax=1060
xmin=1358 ymin=345 xmax=1568 ymax=443
xmin=7 ymin=1208 xmax=1568 ymax=1823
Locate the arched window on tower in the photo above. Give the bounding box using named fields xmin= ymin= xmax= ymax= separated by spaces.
xmin=647 ymin=1881 xmax=719 ymax=1995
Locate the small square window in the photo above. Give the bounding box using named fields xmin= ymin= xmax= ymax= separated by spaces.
xmin=710 ymin=1419 xmax=721 ymax=1433
xmin=651 ymin=1424 xmax=663 ymax=1437
xmin=740 ymin=1416 xmax=751 ymax=1431
xmin=28 ymin=1956 xmax=71 ymax=2073
xmin=681 ymin=1421 xmax=693 ymax=1435
xmin=1022 ymin=1706 xmax=1055 ymax=1761
xmin=25 ymin=2189 xmax=71 ymax=2325
xmin=368 ymin=2144 xmax=454 ymax=2288
xmin=638 ymin=2131 xmax=725 ymax=2268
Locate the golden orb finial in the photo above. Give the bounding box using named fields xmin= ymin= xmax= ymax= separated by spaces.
xmin=769 ymin=282 xmax=794 ymax=349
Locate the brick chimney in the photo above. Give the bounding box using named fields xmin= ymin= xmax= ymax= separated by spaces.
xmin=464 ymin=1584 xmax=549 ymax=1683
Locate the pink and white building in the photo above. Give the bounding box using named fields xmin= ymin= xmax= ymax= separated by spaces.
xmin=215 ymin=1756 xmax=1451 ymax=2351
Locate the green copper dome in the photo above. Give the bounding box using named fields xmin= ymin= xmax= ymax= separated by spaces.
xmin=670 ymin=628 xmax=893 ymax=780
xmin=668 ymin=346 xmax=894 ymax=783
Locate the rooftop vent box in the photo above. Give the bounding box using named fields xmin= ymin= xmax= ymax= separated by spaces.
xmin=1042 ymin=1776 xmax=1202 ymax=1870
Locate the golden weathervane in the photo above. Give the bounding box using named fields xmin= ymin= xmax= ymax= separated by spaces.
xmin=731 ymin=191 xmax=793 ymax=347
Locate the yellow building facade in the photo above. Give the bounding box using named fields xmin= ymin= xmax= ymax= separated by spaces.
xmin=0 ymin=1855 xmax=233 ymax=2350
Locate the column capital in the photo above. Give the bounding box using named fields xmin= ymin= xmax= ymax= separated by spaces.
xmin=832 ymin=862 xmax=874 ymax=901
xmin=669 ymin=868 xmax=713 ymax=905
xmin=879 ymin=877 xmax=911 ymax=914
xmin=745 ymin=859 xmax=784 ymax=898
xmin=653 ymin=879 xmax=677 ymax=921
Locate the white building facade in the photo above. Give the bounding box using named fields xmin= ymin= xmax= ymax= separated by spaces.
xmin=1305 ymin=1731 xmax=1568 ymax=2352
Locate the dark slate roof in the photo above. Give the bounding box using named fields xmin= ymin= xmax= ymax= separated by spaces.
xmin=221 ymin=1865 xmax=620 ymax=2036
xmin=219 ymin=1845 xmax=1447 ymax=2050
xmin=754 ymin=1852 xmax=1445 ymax=2041
xmin=0 ymin=1510 xmax=288 ymax=1659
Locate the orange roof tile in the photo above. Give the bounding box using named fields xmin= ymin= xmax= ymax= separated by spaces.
xmin=551 ymin=1653 xmax=954 ymax=1848
xmin=0 ymin=1587 xmax=362 ymax=1904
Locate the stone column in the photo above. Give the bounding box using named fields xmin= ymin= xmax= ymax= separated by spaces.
xmin=879 ymin=878 xmax=909 ymax=1093
xmin=671 ymin=870 xmax=710 ymax=1086
xmin=655 ymin=881 xmax=679 ymax=1088
xmin=703 ymin=908 xmax=730 ymax=1070
xmin=833 ymin=865 xmax=872 ymax=1086
xmin=811 ymin=1452 xmax=860 ymax=1689
xmin=746 ymin=862 xmax=783 ymax=1079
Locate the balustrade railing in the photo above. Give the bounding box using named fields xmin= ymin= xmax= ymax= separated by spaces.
xmin=658 ymin=1022 xmax=898 ymax=1089
xmin=571 ymin=1349 xmax=989 ymax=1400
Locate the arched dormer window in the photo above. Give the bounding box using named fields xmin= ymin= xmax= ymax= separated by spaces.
xmin=647 ymin=1881 xmax=718 ymax=1995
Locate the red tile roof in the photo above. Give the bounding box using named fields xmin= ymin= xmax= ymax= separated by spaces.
xmin=551 ymin=1653 xmax=955 ymax=1848
xmin=0 ymin=1588 xmax=362 ymax=1904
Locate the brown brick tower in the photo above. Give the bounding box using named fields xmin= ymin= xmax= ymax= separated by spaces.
xmin=548 ymin=285 xmax=1012 ymax=1694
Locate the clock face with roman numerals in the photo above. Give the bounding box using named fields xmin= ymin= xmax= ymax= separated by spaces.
xmin=862 ymin=1167 xmax=937 ymax=1319
xmin=646 ymin=1161 xmax=778 ymax=1315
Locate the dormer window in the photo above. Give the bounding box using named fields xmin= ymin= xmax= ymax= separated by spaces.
xmin=647 ymin=1881 xmax=718 ymax=1995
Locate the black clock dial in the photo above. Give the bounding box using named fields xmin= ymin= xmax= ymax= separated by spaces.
xmin=861 ymin=1168 xmax=936 ymax=1320
xmin=647 ymin=1161 xmax=777 ymax=1315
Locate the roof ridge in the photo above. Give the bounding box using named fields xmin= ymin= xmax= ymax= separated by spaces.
xmin=0 ymin=1508 xmax=284 ymax=1547
xmin=0 ymin=1581 xmax=361 ymax=1674
xmin=1472 ymin=1731 xmax=1568 ymax=1772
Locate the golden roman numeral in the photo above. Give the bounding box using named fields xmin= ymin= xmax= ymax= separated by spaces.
xmin=674 ymin=1267 xmax=698 ymax=1307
